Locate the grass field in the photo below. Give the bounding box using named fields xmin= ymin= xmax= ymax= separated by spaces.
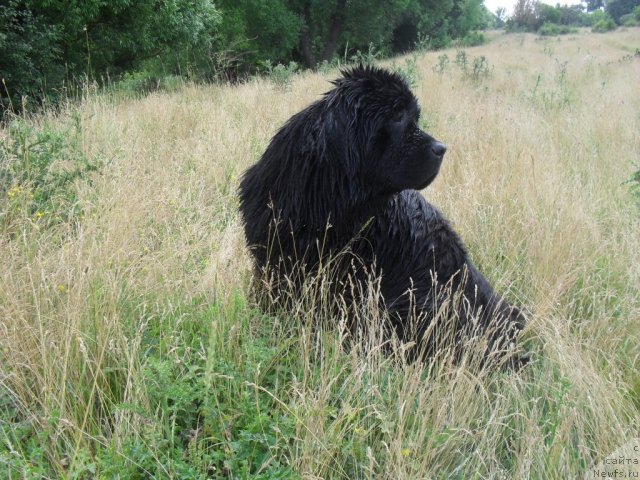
xmin=1 ymin=28 xmax=639 ymax=478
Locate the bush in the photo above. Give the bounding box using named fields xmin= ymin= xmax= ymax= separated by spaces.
xmin=538 ymin=22 xmax=578 ymax=35
xmin=0 ymin=1 xmax=221 ymax=116
xmin=259 ymin=61 xmax=299 ymax=90
xmin=0 ymin=117 xmax=100 ymax=231
xmin=457 ymin=31 xmax=486 ymax=47
xmin=592 ymin=16 xmax=618 ymax=32
xmin=620 ymin=6 xmax=640 ymax=25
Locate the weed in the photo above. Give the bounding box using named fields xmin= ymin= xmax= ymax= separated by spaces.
xmin=457 ymin=31 xmax=486 ymax=47
xmin=260 ymin=60 xmax=300 ymax=91
xmin=392 ymin=56 xmax=420 ymax=88
xmin=455 ymin=50 xmax=469 ymax=73
xmin=529 ymin=59 xmax=573 ymax=110
xmin=349 ymin=43 xmax=382 ymax=66
xmin=0 ymin=115 xmax=101 ymax=232
xmin=433 ymin=54 xmax=450 ymax=74
xmin=626 ymin=163 xmax=640 ymax=202
xmin=471 ymin=55 xmax=491 ymax=81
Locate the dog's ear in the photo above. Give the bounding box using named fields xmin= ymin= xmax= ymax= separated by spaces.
xmin=322 ymin=108 xmax=364 ymax=177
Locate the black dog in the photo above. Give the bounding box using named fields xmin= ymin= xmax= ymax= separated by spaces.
xmin=239 ymin=65 xmax=526 ymax=366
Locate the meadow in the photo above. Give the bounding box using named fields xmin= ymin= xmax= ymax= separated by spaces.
xmin=1 ymin=29 xmax=639 ymax=478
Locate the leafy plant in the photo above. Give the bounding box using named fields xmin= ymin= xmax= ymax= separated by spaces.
xmin=471 ymin=55 xmax=491 ymax=80
xmin=349 ymin=43 xmax=382 ymax=66
xmin=455 ymin=50 xmax=469 ymax=72
xmin=538 ymin=22 xmax=578 ymax=36
xmin=260 ymin=60 xmax=300 ymax=90
xmin=433 ymin=54 xmax=450 ymax=74
xmin=457 ymin=31 xmax=486 ymax=47
xmin=392 ymin=56 xmax=420 ymax=88
xmin=1 ymin=116 xmax=101 ymax=231
xmin=592 ymin=15 xmax=617 ymax=32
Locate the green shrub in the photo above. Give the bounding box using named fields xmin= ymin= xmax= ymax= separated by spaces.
xmin=392 ymin=56 xmax=420 ymax=88
xmin=472 ymin=55 xmax=491 ymax=80
xmin=349 ymin=43 xmax=382 ymax=66
xmin=458 ymin=31 xmax=486 ymax=47
xmin=592 ymin=16 xmax=617 ymax=32
xmin=538 ymin=22 xmax=578 ymax=36
xmin=433 ymin=54 xmax=450 ymax=74
xmin=0 ymin=116 xmax=100 ymax=231
xmin=620 ymin=12 xmax=640 ymax=26
xmin=259 ymin=60 xmax=299 ymax=90
xmin=455 ymin=50 xmax=469 ymax=72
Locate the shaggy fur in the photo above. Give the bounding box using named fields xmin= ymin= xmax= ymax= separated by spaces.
xmin=239 ymin=65 xmax=526 ymax=365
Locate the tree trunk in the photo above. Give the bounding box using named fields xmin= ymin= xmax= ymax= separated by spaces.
xmin=320 ymin=0 xmax=347 ymax=63
xmin=300 ymin=29 xmax=317 ymax=69
xmin=299 ymin=2 xmax=317 ymax=69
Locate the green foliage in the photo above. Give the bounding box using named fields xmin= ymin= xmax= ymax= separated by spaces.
xmin=620 ymin=5 xmax=640 ymax=24
xmin=391 ymin=56 xmax=421 ymax=88
xmin=112 ymin=72 xmax=186 ymax=97
xmin=0 ymin=116 xmax=101 ymax=232
xmin=457 ymin=30 xmax=486 ymax=47
xmin=0 ymin=297 xmax=298 ymax=477
xmin=112 ymin=299 xmax=297 ymax=477
xmin=349 ymin=43 xmax=383 ymax=66
xmin=215 ymin=0 xmax=302 ymax=69
xmin=260 ymin=60 xmax=300 ymax=90
xmin=592 ymin=15 xmax=618 ymax=32
xmin=455 ymin=49 xmax=469 ymax=72
xmin=538 ymin=22 xmax=578 ymax=36
xmin=1 ymin=0 xmax=495 ymax=113
xmin=530 ymin=60 xmax=573 ymax=110
xmin=1 ymin=0 xmax=220 ymax=115
xmin=606 ymin=0 xmax=640 ymax=22
xmin=0 ymin=2 xmax=65 ymax=112
xmin=433 ymin=54 xmax=451 ymax=74
xmin=508 ymin=1 xmax=592 ymax=32
xmin=437 ymin=49 xmax=491 ymax=81
xmin=471 ymin=55 xmax=491 ymax=80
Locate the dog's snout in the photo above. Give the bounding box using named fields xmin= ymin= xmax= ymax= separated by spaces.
xmin=431 ymin=141 xmax=447 ymax=158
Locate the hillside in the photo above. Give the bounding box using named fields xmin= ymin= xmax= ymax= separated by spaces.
xmin=1 ymin=29 xmax=640 ymax=478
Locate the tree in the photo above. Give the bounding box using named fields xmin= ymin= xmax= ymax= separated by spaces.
xmin=606 ymin=0 xmax=640 ymax=22
xmin=215 ymin=0 xmax=301 ymax=69
xmin=1 ymin=0 xmax=221 ymax=113
xmin=509 ymin=0 xmax=539 ymax=30
xmin=495 ymin=7 xmax=508 ymax=27
xmin=0 ymin=2 xmax=64 ymax=111
xmin=586 ymin=0 xmax=605 ymax=12
xmin=290 ymin=0 xmax=407 ymax=69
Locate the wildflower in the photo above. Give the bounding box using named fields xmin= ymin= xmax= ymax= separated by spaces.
xmin=57 ymin=284 xmax=67 ymax=294
xmin=401 ymin=448 xmax=412 ymax=457
xmin=7 ymin=186 xmax=22 ymax=198
xmin=35 ymin=211 xmax=44 ymax=219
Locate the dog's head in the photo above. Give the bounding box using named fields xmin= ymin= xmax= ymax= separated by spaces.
xmin=324 ymin=65 xmax=446 ymax=194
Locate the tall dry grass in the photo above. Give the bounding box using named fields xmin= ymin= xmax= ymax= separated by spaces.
xmin=1 ymin=29 xmax=639 ymax=477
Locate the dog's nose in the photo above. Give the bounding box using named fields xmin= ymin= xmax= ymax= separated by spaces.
xmin=432 ymin=142 xmax=447 ymax=158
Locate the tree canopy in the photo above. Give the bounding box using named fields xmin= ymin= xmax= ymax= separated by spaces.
xmin=1 ymin=0 xmax=489 ymax=113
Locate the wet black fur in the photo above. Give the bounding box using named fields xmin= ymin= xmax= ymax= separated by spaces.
xmin=239 ymin=65 xmax=526 ymax=364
